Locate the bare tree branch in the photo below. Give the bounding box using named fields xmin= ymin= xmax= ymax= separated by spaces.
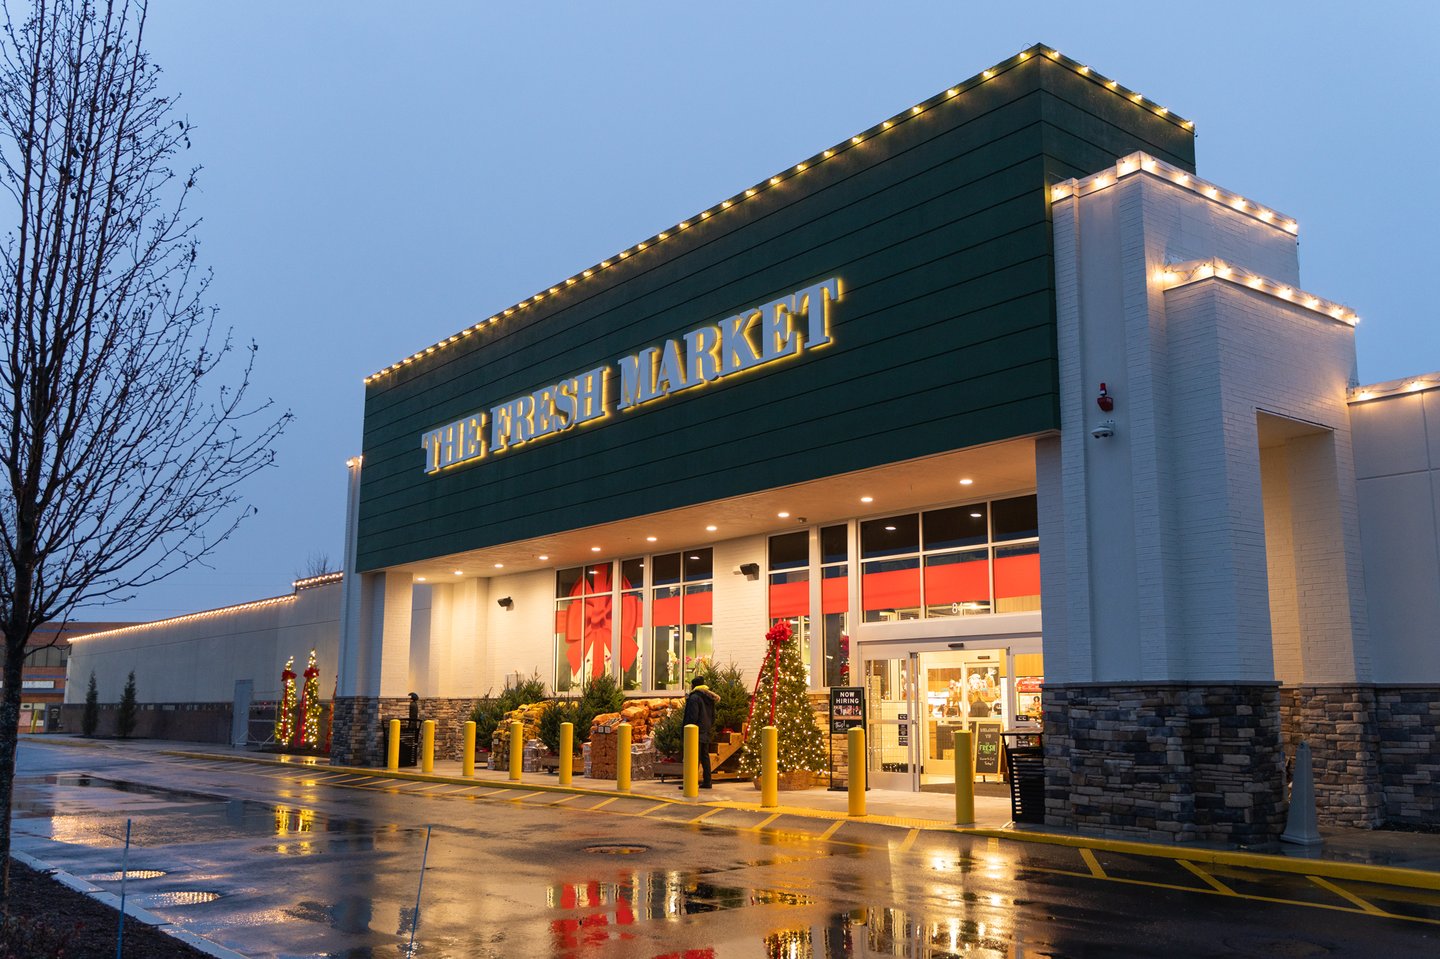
xmin=0 ymin=0 xmax=289 ymax=903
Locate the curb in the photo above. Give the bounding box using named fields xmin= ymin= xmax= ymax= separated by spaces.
xmin=9 ymin=850 xmax=250 ymax=959
xmin=154 ymin=746 xmax=1440 ymax=892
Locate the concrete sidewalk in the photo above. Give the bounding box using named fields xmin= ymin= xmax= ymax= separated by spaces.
xmin=27 ymin=734 xmax=1440 ymax=888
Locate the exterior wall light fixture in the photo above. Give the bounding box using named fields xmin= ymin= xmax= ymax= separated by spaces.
xmin=497 ymin=597 xmax=514 ymax=610
xmin=737 ymin=563 xmax=760 ymax=581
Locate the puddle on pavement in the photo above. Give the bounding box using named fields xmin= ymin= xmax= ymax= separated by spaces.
xmin=766 ymin=905 xmax=1014 ymax=958
xmin=15 ymin=773 xmax=393 ymax=846
xmin=141 ymin=890 xmax=224 ymax=907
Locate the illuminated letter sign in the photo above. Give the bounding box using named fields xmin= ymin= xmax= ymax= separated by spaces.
xmin=420 ymin=277 xmax=840 ymax=474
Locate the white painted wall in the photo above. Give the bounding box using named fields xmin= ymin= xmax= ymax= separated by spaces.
xmin=1044 ymin=155 xmax=1367 ymax=685
xmin=1350 ymin=386 xmax=1440 ymax=683
xmin=65 ymin=583 xmax=342 ymax=704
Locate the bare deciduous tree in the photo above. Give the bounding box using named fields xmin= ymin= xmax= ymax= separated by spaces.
xmin=0 ymin=0 xmax=289 ymax=902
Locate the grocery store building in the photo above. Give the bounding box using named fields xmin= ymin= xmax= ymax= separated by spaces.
xmin=70 ymin=45 xmax=1440 ymax=843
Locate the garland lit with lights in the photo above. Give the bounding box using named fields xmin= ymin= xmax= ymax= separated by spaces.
xmin=298 ymin=649 xmax=321 ymax=748
xmin=276 ymin=656 xmax=297 ymax=746
xmin=738 ymin=622 xmax=827 ymax=778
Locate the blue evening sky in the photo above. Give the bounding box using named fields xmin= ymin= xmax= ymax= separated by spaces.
xmin=100 ymin=1 xmax=1438 ymax=620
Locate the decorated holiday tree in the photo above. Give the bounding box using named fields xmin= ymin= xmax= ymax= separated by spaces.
xmin=738 ymin=622 xmax=827 ymax=784
xmin=275 ymin=656 xmax=297 ymax=746
xmin=298 ymin=649 xmax=321 ymax=749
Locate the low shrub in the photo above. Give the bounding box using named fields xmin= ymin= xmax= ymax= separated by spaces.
xmin=470 ymin=672 xmax=547 ymax=748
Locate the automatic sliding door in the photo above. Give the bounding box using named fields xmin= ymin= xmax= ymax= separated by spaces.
xmin=863 ymin=653 xmax=919 ymax=790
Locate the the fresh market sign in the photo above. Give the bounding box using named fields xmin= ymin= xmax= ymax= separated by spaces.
xmin=420 ymin=277 xmax=840 ymax=475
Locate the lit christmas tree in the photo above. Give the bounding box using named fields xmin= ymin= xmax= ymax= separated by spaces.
xmin=298 ymin=649 xmax=321 ymax=749
xmin=276 ymin=656 xmax=297 ymax=746
xmin=738 ymin=622 xmax=826 ymax=779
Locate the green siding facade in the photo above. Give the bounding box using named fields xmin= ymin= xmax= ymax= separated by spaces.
xmin=356 ymin=49 xmax=1195 ymax=572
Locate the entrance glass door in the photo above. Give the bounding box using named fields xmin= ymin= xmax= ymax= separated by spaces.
xmin=862 ymin=653 xmax=918 ymax=790
xmin=863 ymin=644 xmax=1015 ymax=791
xmin=915 ymin=648 xmax=1007 ymax=792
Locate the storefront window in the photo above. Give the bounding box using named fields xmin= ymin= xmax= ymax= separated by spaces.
xmin=651 ymin=548 xmax=713 ymax=690
xmin=768 ymin=531 xmax=810 ymax=678
xmin=556 ymin=563 xmax=622 ymax=693
xmin=820 ymin=524 xmax=850 ymax=687
xmin=618 ymin=558 xmax=644 ymax=690
xmin=861 ymin=495 xmax=1039 ymax=622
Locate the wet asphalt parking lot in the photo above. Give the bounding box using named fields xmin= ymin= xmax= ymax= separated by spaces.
xmin=10 ymin=739 xmax=1440 ymax=958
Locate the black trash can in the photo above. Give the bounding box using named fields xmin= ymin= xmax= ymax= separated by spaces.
xmin=1001 ymin=732 xmax=1045 ymax=824
xmin=387 ymin=719 xmax=421 ymax=768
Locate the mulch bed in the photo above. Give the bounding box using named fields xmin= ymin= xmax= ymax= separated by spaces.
xmin=2 ymin=860 xmax=209 ymax=959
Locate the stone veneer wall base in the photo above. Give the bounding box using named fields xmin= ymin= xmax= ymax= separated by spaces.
xmin=1279 ymin=685 xmax=1440 ymax=829
xmin=1042 ymin=683 xmax=1286 ymax=845
xmin=330 ymin=696 xmax=477 ymax=767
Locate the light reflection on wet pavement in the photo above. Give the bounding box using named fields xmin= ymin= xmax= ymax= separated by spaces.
xmin=12 ymin=741 xmax=1440 ymax=958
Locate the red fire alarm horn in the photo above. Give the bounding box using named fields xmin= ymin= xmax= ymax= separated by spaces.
xmin=1096 ymin=383 xmax=1114 ymax=412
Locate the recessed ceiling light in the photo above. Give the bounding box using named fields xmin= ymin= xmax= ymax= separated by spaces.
xmin=778 ymin=511 xmax=790 ymax=519
xmin=591 ymin=546 xmax=602 ymax=552
xmin=860 ymin=496 xmax=874 ymax=503
xmin=538 ymin=555 xmax=549 ymax=561
xmin=705 ymin=525 xmax=718 ymax=532
xmin=646 ymin=536 xmax=657 ymax=543
xmin=959 ymin=478 xmax=974 ymax=486
xmin=493 ymin=563 xmax=504 ymax=569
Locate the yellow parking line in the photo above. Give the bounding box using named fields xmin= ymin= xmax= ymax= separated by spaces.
xmin=635 ymin=803 xmax=669 ymax=817
xmin=1178 ymin=859 xmax=1237 ymax=896
xmin=751 ymin=813 xmax=781 ymax=831
xmin=507 ymin=791 xmax=546 ymax=802
xmin=590 ymin=797 xmax=619 ymax=810
xmin=550 ymin=793 xmax=581 ymax=805
xmin=1310 ymin=876 xmax=1386 ymax=916
xmin=897 ymin=829 xmax=920 ymax=853
xmin=690 ymin=807 xmax=723 ymax=824
xmin=1079 ymin=848 xmax=1107 ymax=880
xmin=819 ymin=821 xmax=845 ymax=841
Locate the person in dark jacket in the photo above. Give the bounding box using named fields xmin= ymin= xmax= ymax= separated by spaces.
xmin=681 ymin=675 xmax=719 ymax=789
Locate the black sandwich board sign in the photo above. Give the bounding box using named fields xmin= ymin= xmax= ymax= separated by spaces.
xmin=827 ymin=686 xmax=866 ymax=790
xmin=975 ymin=722 xmax=1003 ymax=778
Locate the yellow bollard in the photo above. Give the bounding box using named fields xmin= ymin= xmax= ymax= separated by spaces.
xmin=387 ymin=719 xmax=400 ymax=771
xmin=683 ymin=723 xmax=699 ymax=798
xmin=848 ymin=726 xmax=867 ymax=817
xmin=616 ymin=722 xmax=632 ymax=792
xmin=509 ymin=720 xmax=523 ymax=782
xmin=559 ymin=722 xmax=573 ymax=786
xmin=421 ymin=720 xmax=435 ymax=773
xmin=462 ymin=720 xmax=476 ymax=777
xmin=954 ymin=729 xmax=975 ymax=825
xmin=761 ymin=726 xmax=778 ymax=808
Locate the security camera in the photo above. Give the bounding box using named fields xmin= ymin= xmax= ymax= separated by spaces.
xmin=1091 ymin=420 xmax=1115 ymax=440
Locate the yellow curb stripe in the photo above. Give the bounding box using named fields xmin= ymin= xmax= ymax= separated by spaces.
xmin=897 ymin=829 xmax=920 ymax=854
xmin=958 ymin=827 xmax=1440 ymax=893
xmin=1079 ymin=848 xmax=1107 ymax=880
xmin=752 ymin=813 xmax=782 ymax=831
xmin=1178 ymin=859 xmax=1236 ymax=896
xmin=1310 ymin=876 xmax=1386 ymax=915
xmin=819 ymin=821 xmax=845 ymax=841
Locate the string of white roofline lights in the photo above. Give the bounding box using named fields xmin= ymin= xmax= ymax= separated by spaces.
xmin=363 ymin=43 xmax=1195 ymax=385
xmin=1153 ymin=256 xmax=1359 ymax=327
xmin=69 ymin=572 xmax=345 ymax=642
